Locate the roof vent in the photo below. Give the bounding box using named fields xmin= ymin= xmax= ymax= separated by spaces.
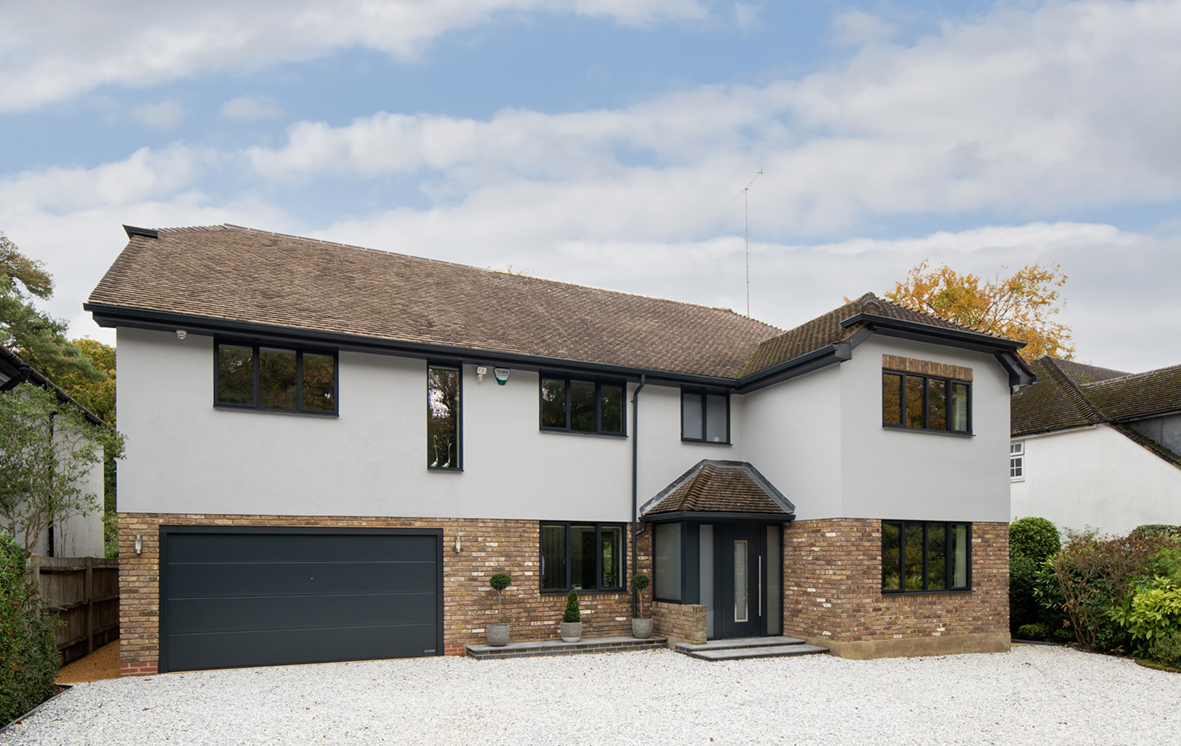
xmin=123 ymin=225 xmax=159 ymax=239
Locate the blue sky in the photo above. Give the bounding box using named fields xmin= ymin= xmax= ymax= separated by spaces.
xmin=3 ymin=0 xmax=1179 ymax=372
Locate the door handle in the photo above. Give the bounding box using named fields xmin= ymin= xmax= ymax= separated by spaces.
xmin=758 ymin=554 xmax=762 ymax=618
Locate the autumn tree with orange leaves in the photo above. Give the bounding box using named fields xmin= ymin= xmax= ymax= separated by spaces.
xmin=885 ymin=260 xmax=1074 ymax=362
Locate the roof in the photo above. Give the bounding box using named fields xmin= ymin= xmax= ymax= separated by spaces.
xmin=641 ymin=460 xmax=795 ymax=520
xmin=86 ymin=224 xmax=1030 ymax=387
xmin=1082 ymin=364 xmax=1181 ymax=420
xmin=0 ymin=346 xmax=109 ymax=427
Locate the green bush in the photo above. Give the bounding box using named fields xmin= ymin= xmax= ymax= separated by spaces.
xmin=1152 ymin=546 xmax=1181 ymax=584
xmin=0 ymin=535 xmax=61 ymax=725
xmin=1011 ymin=517 xmax=1061 ymax=562
xmin=1148 ymin=629 xmax=1181 ymax=668
xmin=1108 ymin=575 xmax=1181 ymax=659
xmin=1130 ymin=525 xmax=1181 ymax=541
xmin=1009 ymin=554 xmax=1043 ymax=633
xmin=562 ymin=590 xmax=581 ymax=623
xmin=1016 ymin=622 xmax=1051 ymax=641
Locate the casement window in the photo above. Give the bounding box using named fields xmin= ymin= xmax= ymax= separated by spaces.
xmin=539 ymin=377 xmax=625 ymax=436
xmin=539 ymin=522 xmax=625 ymax=592
xmin=681 ymin=391 xmax=729 ymax=443
xmin=1010 ymin=442 xmax=1024 ymax=480
xmin=215 ymin=342 xmax=337 ymax=414
xmin=881 ymin=521 xmax=971 ymax=593
xmin=882 ymin=371 xmax=970 ymax=433
xmin=427 ymin=366 xmax=461 ymax=470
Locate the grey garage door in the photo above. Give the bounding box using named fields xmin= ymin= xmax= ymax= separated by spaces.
xmin=159 ymin=528 xmax=442 ymax=673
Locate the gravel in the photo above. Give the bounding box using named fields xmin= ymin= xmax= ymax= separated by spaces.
xmin=3 ymin=645 xmax=1178 ymax=745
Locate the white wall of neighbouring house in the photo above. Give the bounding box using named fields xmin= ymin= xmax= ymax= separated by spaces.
xmin=28 ymin=452 xmax=105 ymax=558
xmin=1011 ymin=425 xmax=1181 ymax=538
xmin=118 ymin=328 xmax=724 ymax=523
xmin=838 ymin=336 xmax=1012 ymax=524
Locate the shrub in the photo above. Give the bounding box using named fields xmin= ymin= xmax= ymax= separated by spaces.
xmin=1016 ymin=622 xmax=1051 ymax=641
xmin=1009 ymin=554 xmax=1043 ymax=633
xmin=1010 ymin=517 xmax=1061 ymax=562
xmin=1108 ymin=575 xmax=1181 ymax=659
xmin=1149 ymin=629 xmax=1181 ymax=668
xmin=630 ymin=574 xmax=649 ymax=619
xmin=562 ymin=590 xmax=580 ymax=623
xmin=1130 ymin=525 xmax=1181 ymax=541
xmin=0 ymin=535 xmax=61 ymax=725
xmin=1152 ymin=546 xmax=1181 ymax=584
xmin=489 ymin=573 xmax=511 ymax=623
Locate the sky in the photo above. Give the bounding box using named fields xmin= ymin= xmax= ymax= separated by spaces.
xmin=2 ymin=0 xmax=1179 ymax=373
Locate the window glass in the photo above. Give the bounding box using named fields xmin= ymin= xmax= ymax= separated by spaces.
xmin=927 ymin=524 xmax=947 ymax=590
xmin=569 ymin=381 xmax=596 ymax=432
xmin=654 ymin=522 xmax=682 ymax=601
xmin=301 ymin=353 xmax=335 ymax=411
xmin=427 ymin=366 xmax=460 ymax=470
xmin=928 ymin=379 xmax=947 ymax=431
xmin=952 ymin=383 xmax=969 ymax=431
xmin=541 ymin=525 xmax=567 ymax=591
xmin=881 ymin=523 xmax=901 ymax=591
xmin=951 ymin=524 xmax=969 ymax=588
xmin=259 ymin=348 xmax=297 ymax=410
xmin=600 ymin=385 xmax=623 ymax=434
xmin=217 ymin=345 xmax=254 ymax=405
xmin=540 ymin=378 xmax=566 ymax=428
xmin=600 ymin=526 xmax=623 ymax=588
xmin=682 ymin=394 xmax=703 ymax=440
xmin=905 ymin=376 xmax=925 ymax=429
xmin=904 ymin=523 xmax=925 ymax=590
xmin=570 ymin=525 xmax=596 ymax=589
xmin=1010 ymin=442 xmax=1024 ymax=479
xmin=706 ymin=395 xmax=728 ymax=442
xmin=882 ymin=373 xmax=902 ymax=425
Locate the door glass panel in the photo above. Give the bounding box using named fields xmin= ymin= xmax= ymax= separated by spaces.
xmin=654 ymin=523 xmax=682 ymax=601
xmin=570 ymin=525 xmax=596 ymax=589
xmin=705 ymin=395 xmax=728 ymax=442
xmin=570 ymin=381 xmax=596 ymax=432
xmin=599 ymin=526 xmax=622 ymax=588
xmin=540 ymin=525 xmax=566 ymax=591
xmin=682 ymin=394 xmax=703 ymax=439
xmin=734 ymin=540 xmax=748 ymax=622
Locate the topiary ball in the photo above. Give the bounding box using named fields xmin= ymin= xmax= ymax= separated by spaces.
xmin=630 ymin=574 xmax=649 ymax=592
xmin=1010 ymin=517 xmax=1060 ymax=562
xmin=490 ymin=573 xmax=511 ymax=592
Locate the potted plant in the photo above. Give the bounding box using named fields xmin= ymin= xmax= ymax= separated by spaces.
xmin=560 ymin=589 xmax=582 ymax=642
xmin=486 ymin=573 xmax=512 ymax=646
xmin=630 ymin=574 xmax=652 ymax=639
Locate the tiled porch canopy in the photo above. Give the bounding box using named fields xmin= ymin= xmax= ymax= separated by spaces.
xmin=641 ymin=460 xmax=795 ymax=524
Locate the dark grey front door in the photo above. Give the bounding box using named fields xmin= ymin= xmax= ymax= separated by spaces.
xmin=159 ymin=528 xmax=442 ymax=673
xmin=718 ymin=524 xmax=762 ymax=638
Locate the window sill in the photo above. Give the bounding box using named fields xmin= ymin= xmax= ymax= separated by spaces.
xmin=539 ymin=428 xmax=627 ymax=439
xmin=881 ymin=424 xmax=972 ymax=438
xmin=213 ymin=404 xmax=338 ymax=418
xmin=540 ymin=588 xmax=627 ymax=595
xmin=882 ymin=589 xmax=973 ymax=596
xmin=427 ymin=466 xmax=464 ymax=473
xmin=1010 ymin=477 xmax=1025 ymax=483
xmin=680 ymin=439 xmax=732 ymax=446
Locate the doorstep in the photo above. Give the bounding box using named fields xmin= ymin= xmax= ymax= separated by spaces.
xmin=466 ymin=635 xmax=668 ymax=660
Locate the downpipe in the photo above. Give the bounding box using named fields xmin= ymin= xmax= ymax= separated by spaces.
xmin=630 ymin=375 xmax=646 ymax=618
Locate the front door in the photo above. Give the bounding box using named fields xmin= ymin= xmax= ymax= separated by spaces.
xmin=718 ymin=524 xmax=762 ymax=638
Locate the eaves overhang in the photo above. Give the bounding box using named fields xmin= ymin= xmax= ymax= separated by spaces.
xmin=641 ymin=511 xmax=795 ymax=524
xmin=0 ymin=346 xmax=109 ymax=427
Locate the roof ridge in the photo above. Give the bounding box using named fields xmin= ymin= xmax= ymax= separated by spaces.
xmin=1041 ymin=357 xmax=1106 ymax=422
xmin=1081 ymin=361 xmax=1181 ymax=389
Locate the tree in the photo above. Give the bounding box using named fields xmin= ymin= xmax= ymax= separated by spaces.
xmin=1 ymin=232 xmax=102 ymax=383
xmin=885 ymin=260 xmax=1074 ymax=361
xmin=0 ymin=383 xmax=124 ymax=554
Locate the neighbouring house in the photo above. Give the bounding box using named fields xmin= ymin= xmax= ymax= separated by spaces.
xmin=1011 ymin=356 xmax=1181 ymax=537
xmin=86 ymin=223 xmax=1033 ymax=676
xmin=0 ymin=345 xmax=107 ymax=558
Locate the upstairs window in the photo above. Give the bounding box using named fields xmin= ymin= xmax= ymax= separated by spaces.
xmin=1010 ymin=442 xmax=1024 ymax=480
xmin=882 ymin=371 xmax=970 ymax=433
xmin=682 ymin=391 xmax=729 ymax=443
xmin=428 ymin=365 xmax=461 ymax=470
xmin=215 ymin=343 xmax=336 ymax=414
xmin=539 ymin=377 xmax=625 ymax=436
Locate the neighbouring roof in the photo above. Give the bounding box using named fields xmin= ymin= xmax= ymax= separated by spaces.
xmin=1082 ymin=364 xmax=1181 ymax=420
xmin=0 ymin=346 xmax=108 ymax=427
xmin=642 ymin=460 xmax=795 ymax=520
xmin=86 ymin=224 xmax=1029 ymax=385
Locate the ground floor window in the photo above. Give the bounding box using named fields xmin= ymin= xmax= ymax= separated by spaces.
xmin=881 ymin=521 xmax=970 ymax=592
xmin=540 ymin=523 xmax=625 ymax=592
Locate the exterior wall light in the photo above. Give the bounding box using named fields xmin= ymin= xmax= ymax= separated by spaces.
xmin=476 ymin=367 xmax=487 ymax=382
xmin=454 ymin=534 xmax=461 ymax=553
xmin=135 ymin=535 xmax=142 ymax=554
xmin=493 ymin=368 xmax=510 ymax=385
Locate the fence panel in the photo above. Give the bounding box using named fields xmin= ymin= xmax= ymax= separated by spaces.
xmin=30 ymin=555 xmax=120 ymax=666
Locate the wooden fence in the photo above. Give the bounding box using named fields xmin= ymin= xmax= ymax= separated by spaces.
xmin=29 ymin=555 xmax=119 ymax=666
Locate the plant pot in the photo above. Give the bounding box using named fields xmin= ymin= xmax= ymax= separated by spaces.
xmin=560 ymin=621 xmax=582 ymax=643
xmin=486 ymin=623 xmax=510 ymax=647
xmin=631 ymin=618 xmax=653 ymax=639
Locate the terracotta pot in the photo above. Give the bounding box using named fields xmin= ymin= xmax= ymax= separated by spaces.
xmin=560 ymin=621 xmax=582 ymax=643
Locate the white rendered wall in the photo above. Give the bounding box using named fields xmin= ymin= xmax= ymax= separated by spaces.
xmin=740 ymin=365 xmax=842 ymax=520
xmin=838 ymin=337 xmax=1011 ymax=523
xmin=119 ymin=328 xmax=727 ymax=522
xmin=29 ymin=454 xmax=105 ymax=558
xmin=1011 ymin=425 xmax=1181 ymax=537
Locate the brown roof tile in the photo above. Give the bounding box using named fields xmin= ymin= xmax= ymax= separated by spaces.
xmin=1011 ymin=357 xmax=1110 ymax=435
xmin=643 ymin=460 xmax=793 ymax=516
xmin=88 ymin=225 xmax=782 ymax=378
xmin=1081 ymin=364 xmax=1181 ymax=420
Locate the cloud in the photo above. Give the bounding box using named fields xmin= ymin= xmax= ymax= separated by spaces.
xmin=131 ymin=100 xmax=185 ymax=129
xmin=831 ymin=9 xmax=897 ymax=46
xmin=0 ymin=0 xmax=710 ymax=112
xmin=732 ymin=3 xmax=761 ymax=33
xmin=221 ymin=95 xmax=284 ymax=121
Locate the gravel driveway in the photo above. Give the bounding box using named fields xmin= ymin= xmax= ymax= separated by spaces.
xmin=3 ymin=645 xmax=1178 ymax=745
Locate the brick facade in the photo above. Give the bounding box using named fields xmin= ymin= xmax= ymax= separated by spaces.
xmin=651 ymin=601 xmax=707 ymax=644
xmin=781 ymin=518 xmax=1009 ymax=658
xmin=118 ymin=513 xmax=655 ymax=675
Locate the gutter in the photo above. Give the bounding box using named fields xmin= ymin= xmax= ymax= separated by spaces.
xmin=630 ymin=374 xmax=645 ymax=619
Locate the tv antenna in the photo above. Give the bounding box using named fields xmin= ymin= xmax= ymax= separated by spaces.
xmin=732 ymin=169 xmax=763 ymax=317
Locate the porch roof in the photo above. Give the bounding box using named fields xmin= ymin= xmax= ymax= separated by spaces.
xmin=641 ymin=460 xmax=794 ymax=522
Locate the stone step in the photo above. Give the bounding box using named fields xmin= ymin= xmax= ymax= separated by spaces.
xmin=466 ymin=635 xmax=667 ymax=660
xmin=681 ymin=643 xmax=830 ymax=661
xmin=674 ymin=636 xmax=809 ymax=653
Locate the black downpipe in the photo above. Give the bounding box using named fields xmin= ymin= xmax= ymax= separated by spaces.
xmin=630 ymin=375 xmax=646 ymax=618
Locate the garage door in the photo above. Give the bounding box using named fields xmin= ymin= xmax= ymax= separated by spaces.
xmin=159 ymin=527 xmax=442 ymax=673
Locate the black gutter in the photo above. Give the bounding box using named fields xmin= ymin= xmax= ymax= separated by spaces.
xmin=0 ymin=347 xmax=109 ymax=427
xmin=642 ymin=511 xmax=795 ymax=524
xmin=840 ymin=312 xmax=1025 ymax=350
xmin=630 ymin=374 xmax=646 ymax=619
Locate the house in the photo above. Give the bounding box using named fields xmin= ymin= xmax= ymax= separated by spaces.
xmin=0 ymin=345 xmax=107 ymax=558
xmin=1011 ymin=356 xmax=1181 ymax=537
xmin=86 ymin=223 xmax=1032 ymax=675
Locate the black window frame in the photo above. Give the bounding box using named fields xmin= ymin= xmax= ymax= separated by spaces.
xmin=680 ymin=390 xmax=731 ymax=444
xmin=881 ymin=520 xmax=972 ymax=594
xmin=882 ymin=370 xmax=971 ymax=434
xmin=538 ymin=521 xmax=628 ymax=594
xmin=427 ymin=363 xmax=463 ymax=472
xmin=538 ymin=376 xmax=627 ymax=437
xmin=214 ymin=341 xmax=338 ymax=416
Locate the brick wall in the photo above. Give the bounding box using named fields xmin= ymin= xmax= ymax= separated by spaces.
xmin=781 ymin=518 xmax=1008 ymax=654
xmin=119 ymin=513 xmax=652 ymax=675
xmin=652 ymin=601 xmax=706 ymax=644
